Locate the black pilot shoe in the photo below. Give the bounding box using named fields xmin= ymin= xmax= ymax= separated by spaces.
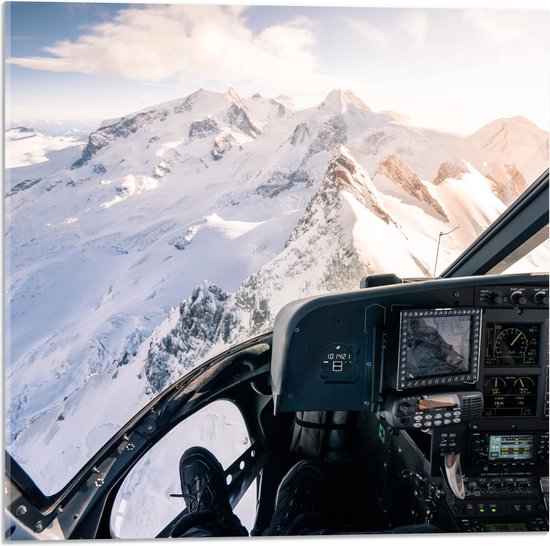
xmin=269 ymin=459 xmax=325 ymax=534
xmin=176 ymin=446 xmax=233 ymax=520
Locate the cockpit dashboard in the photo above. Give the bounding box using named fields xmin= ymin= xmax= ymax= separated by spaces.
xmin=271 ymin=272 xmax=549 ymax=532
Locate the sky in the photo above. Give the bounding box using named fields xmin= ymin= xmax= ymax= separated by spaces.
xmin=4 ymin=0 xmax=550 ymax=135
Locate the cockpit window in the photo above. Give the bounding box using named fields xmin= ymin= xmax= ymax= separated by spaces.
xmin=110 ymin=400 xmax=255 ymax=538
xmin=4 ymin=4 xmax=549 ymax=497
xmin=489 ymin=228 xmax=549 ymax=275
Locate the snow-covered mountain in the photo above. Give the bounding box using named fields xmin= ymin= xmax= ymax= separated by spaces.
xmin=5 ymin=126 xmax=84 ymax=170
xmin=5 ymin=87 xmax=548 ymax=495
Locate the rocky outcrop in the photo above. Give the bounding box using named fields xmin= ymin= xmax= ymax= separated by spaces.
xmin=144 ymin=282 xmax=236 ymax=393
xmin=72 ymin=110 xmax=160 ymax=168
xmin=189 ymin=117 xmax=219 ymax=139
xmin=256 ymin=169 xmax=313 ymax=198
xmin=484 ymin=163 xmax=528 ymax=205
xmin=6 ymin=178 xmax=43 ymax=197
xmin=174 ymin=88 xmax=212 ymax=113
xmin=290 ymin=123 xmax=311 ymax=145
xmin=433 ymin=158 xmax=470 ymax=185
xmin=227 ymin=104 xmax=262 ymax=138
xmin=306 ymin=116 xmax=347 ymax=158
xmin=377 ymin=154 xmax=448 ymax=221
xmin=361 ymin=131 xmax=396 ymax=156
xmin=211 ymin=133 xmax=238 ymax=160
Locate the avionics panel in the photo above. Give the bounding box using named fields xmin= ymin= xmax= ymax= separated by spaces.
xmin=483 ymin=375 xmax=538 ymax=417
xmin=396 ymin=308 xmax=482 ymax=390
xmin=484 ymin=323 xmax=541 ymax=367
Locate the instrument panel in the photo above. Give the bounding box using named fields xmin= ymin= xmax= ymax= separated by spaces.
xmin=271 ymin=273 xmax=549 ymax=416
xmin=270 ymin=274 xmax=549 ymax=531
xmin=483 ymin=375 xmax=538 ymax=417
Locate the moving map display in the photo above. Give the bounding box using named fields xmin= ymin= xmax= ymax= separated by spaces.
xmin=397 ymin=308 xmax=481 ymax=389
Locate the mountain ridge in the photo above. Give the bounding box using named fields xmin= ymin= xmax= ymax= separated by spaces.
xmin=5 ymin=86 xmax=548 ymax=494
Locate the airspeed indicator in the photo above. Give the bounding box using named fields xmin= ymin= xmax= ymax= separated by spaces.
xmin=485 ymin=323 xmax=540 ymax=366
xmin=496 ymin=328 xmax=528 ymax=358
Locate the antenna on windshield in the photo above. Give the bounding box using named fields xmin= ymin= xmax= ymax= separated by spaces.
xmin=433 ymin=226 xmax=460 ymax=277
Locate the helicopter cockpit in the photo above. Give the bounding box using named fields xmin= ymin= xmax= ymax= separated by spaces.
xmin=4 ymin=172 xmax=549 ymax=538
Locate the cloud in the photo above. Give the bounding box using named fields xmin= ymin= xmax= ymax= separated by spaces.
xmin=398 ymin=11 xmax=427 ymax=45
xmin=463 ymin=10 xmax=525 ymax=47
xmin=348 ymin=11 xmax=428 ymax=48
xmin=7 ymin=4 xmax=317 ymax=88
xmin=346 ymin=18 xmax=388 ymax=48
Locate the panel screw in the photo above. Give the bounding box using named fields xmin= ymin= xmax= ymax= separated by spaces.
xmin=126 ymin=443 xmax=135 ymax=451
xmin=294 ymin=328 xmax=300 ymax=333
xmin=15 ymin=505 xmax=27 ymax=517
xmin=34 ymin=521 xmax=43 ymax=533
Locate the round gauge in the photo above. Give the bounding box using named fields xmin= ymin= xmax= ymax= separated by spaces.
xmin=512 ymin=376 xmax=537 ymax=395
xmin=484 ymin=376 xmax=507 ymax=394
xmin=495 ymin=328 xmax=528 ymax=358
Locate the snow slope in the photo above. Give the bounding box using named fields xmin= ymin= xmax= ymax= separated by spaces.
xmin=5 ymin=127 xmax=84 ymax=170
xmin=5 ymin=88 xmax=548 ymax=504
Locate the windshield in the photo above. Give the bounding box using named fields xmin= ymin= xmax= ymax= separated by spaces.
xmin=4 ymin=2 xmax=549 ymax=495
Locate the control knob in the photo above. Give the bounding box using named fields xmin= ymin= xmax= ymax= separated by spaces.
xmin=482 ymin=292 xmax=503 ymax=305
xmin=397 ymin=402 xmax=413 ymax=416
xmin=534 ymin=291 xmax=549 ymax=306
xmin=510 ymin=290 xmax=527 ymax=306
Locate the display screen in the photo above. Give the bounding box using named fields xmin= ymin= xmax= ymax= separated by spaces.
xmin=485 ymin=323 xmax=540 ymax=366
xmin=488 ymin=434 xmax=534 ymax=461
xmin=417 ymin=394 xmax=458 ymax=410
xmin=483 ymin=375 xmax=538 ymax=417
xmin=485 ymin=523 xmax=528 ymax=532
xmin=398 ymin=309 xmax=481 ymax=388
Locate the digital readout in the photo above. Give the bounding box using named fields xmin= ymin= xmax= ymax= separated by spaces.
xmin=483 ymin=375 xmax=538 ymax=417
xmin=488 ymin=434 xmax=534 ymax=461
xmin=485 ymin=323 xmax=540 ymax=366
